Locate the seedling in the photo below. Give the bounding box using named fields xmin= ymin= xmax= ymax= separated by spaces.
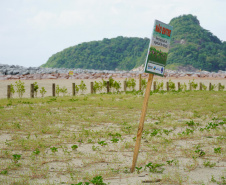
xmin=135 ymin=167 xmax=142 ymax=174
xmin=150 ymin=129 xmax=159 ymax=136
xmin=33 ymin=148 xmax=40 ymax=155
xmin=203 ymin=161 xmax=216 ymax=168
xmin=168 ymin=79 xmax=176 ymax=91
xmin=12 ymin=154 xmax=21 ymax=163
xmin=98 ymin=141 xmax=107 ymax=146
xmin=214 ymin=147 xmax=221 ymax=154
xmin=40 ymin=87 xmax=47 ymax=97
xmin=15 ymin=80 xmax=25 ymax=98
xmin=145 ymin=162 xmax=165 ymax=173
xmin=33 ymin=82 xmax=39 ymax=97
xmin=92 ymin=145 xmax=100 ymax=151
xmin=111 ymin=138 xmax=119 ymax=143
xmin=186 ymin=120 xmax=199 ymax=127
xmin=89 ymin=175 xmax=107 ymax=185
xmin=0 ymin=170 xmax=8 ymax=175
xmin=195 ymin=146 xmax=205 ymax=157
xmin=111 ymin=168 xmax=120 ymax=174
xmin=50 ymin=147 xmax=58 ymax=153
xmin=166 ymin=160 xmax=174 ymax=166
xmin=71 ymin=145 xmax=78 ymax=150
xmin=78 ymin=139 xmax=83 ymax=144
xmin=79 ymin=81 xmax=87 ymax=94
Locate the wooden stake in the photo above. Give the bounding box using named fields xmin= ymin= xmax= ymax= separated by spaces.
xmin=178 ymin=82 xmax=180 ymax=91
xmin=30 ymin=84 xmax=34 ymax=98
xmin=200 ymin=82 xmax=202 ymax=91
xmin=90 ymin=82 xmax=94 ymax=94
xmin=124 ymin=81 xmax=127 ymax=92
xmin=7 ymin=85 xmax=11 ymax=99
xmin=131 ymin=73 xmax=154 ymax=173
xmin=107 ymin=81 xmax=110 ymax=93
xmin=139 ymin=74 xmax=142 ymax=91
xmin=209 ymin=83 xmax=211 ymax=91
xmin=166 ymin=82 xmax=169 ymax=91
xmin=52 ymin=83 xmax=55 ymax=97
xmin=72 ymin=83 xmax=75 ymax=96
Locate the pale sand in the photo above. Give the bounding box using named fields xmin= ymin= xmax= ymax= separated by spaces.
xmin=0 ymin=76 xmax=225 ymax=99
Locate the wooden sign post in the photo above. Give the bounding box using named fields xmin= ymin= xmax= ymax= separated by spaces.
xmin=131 ymin=73 xmax=154 ymax=172
xmin=131 ymin=19 xmax=173 ymax=173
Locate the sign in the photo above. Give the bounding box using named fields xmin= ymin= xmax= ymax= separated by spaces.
xmin=144 ymin=20 xmax=173 ymax=76
xmin=68 ymin=71 xmax=74 ymax=76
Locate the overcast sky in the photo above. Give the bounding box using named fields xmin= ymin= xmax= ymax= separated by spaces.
xmin=0 ymin=0 xmax=225 ymax=67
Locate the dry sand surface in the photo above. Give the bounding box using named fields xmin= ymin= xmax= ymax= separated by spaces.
xmin=0 ymin=76 xmax=225 ymax=184
xmin=0 ymin=77 xmax=225 ymax=99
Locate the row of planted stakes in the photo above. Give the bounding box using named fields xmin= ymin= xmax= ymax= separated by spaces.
xmin=6 ymin=75 xmax=225 ymax=99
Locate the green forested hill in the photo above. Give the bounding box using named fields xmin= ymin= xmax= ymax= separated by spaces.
xmin=42 ymin=14 xmax=226 ymax=72
xmin=167 ymin=14 xmax=226 ymax=71
xmin=42 ymin=37 xmax=149 ymax=70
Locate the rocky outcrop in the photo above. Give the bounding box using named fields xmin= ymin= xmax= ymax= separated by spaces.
xmin=0 ymin=64 xmax=225 ymax=80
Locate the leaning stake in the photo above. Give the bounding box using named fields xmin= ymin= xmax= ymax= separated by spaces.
xmin=131 ymin=73 xmax=154 ymax=173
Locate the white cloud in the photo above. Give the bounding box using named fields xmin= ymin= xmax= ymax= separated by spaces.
xmin=28 ymin=11 xmax=57 ymax=29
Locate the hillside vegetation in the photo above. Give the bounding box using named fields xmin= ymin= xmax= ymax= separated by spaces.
xmin=42 ymin=14 xmax=226 ymax=72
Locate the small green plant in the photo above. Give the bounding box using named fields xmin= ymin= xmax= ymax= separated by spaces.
xmin=71 ymin=145 xmax=78 ymax=150
xmin=10 ymin=84 xmax=15 ymax=97
xmin=179 ymin=128 xmax=194 ymax=135
xmin=219 ymin=84 xmax=225 ymax=91
xmin=93 ymin=81 xmax=102 ymax=93
xmin=166 ymin=160 xmax=174 ymax=166
xmin=0 ymin=170 xmax=8 ymax=175
xmin=214 ymin=147 xmax=221 ymax=154
xmin=74 ymin=84 xmax=80 ymax=94
xmin=135 ymin=167 xmax=142 ymax=174
xmin=61 ymin=86 xmax=68 ymax=96
xmin=126 ymin=78 xmax=136 ymax=91
xmin=12 ymin=154 xmax=21 ymax=163
xmin=201 ymin=83 xmax=207 ymax=90
xmin=89 ymin=175 xmax=107 ymax=185
xmin=79 ymin=81 xmax=87 ymax=94
xmin=113 ymin=80 xmax=121 ymax=92
xmin=141 ymin=78 xmax=147 ymax=91
xmin=33 ymin=148 xmax=40 ymax=155
xmin=40 ymin=87 xmax=47 ymax=97
xmin=189 ymin=79 xmax=198 ymax=90
xmin=156 ymin=80 xmax=164 ymax=91
xmin=92 ymin=145 xmax=100 ymax=151
xmin=150 ymin=129 xmax=160 ymax=136
xmin=98 ymin=141 xmax=107 ymax=146
xmin=111 ymin=138 xmax=119 ymax=143
xmin=186 ymin=120 xmax=199 ymax=127
xmin=50 ymin=147 xmax=58 ymax=153
xmin=15 ymin=80 xmax=25 ymax=98
xmin=145 ymin=162 xmax=165 ymax=173
xmin=211 ymin=175 xmax=217 ymax=183
xmin=56 ymin=85 xmax=61 ymax=96
xmin=33 ymin=82 xmax=39 ymax=97
xmin=180 ymin=82 xmax=187 ymax=91
xmin=210 ymin=84 xmax=217 ymax=91
xmin=203 ymin=160 xmax=216 ymax=168
xmin=195 ymin=146 xmax=205 ymax=157
xmin=168 ymin=79 xmax=176 ymax=91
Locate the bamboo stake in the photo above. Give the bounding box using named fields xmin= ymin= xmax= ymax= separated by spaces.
xmin=131 ymin=73 xmax=154 ymax=173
